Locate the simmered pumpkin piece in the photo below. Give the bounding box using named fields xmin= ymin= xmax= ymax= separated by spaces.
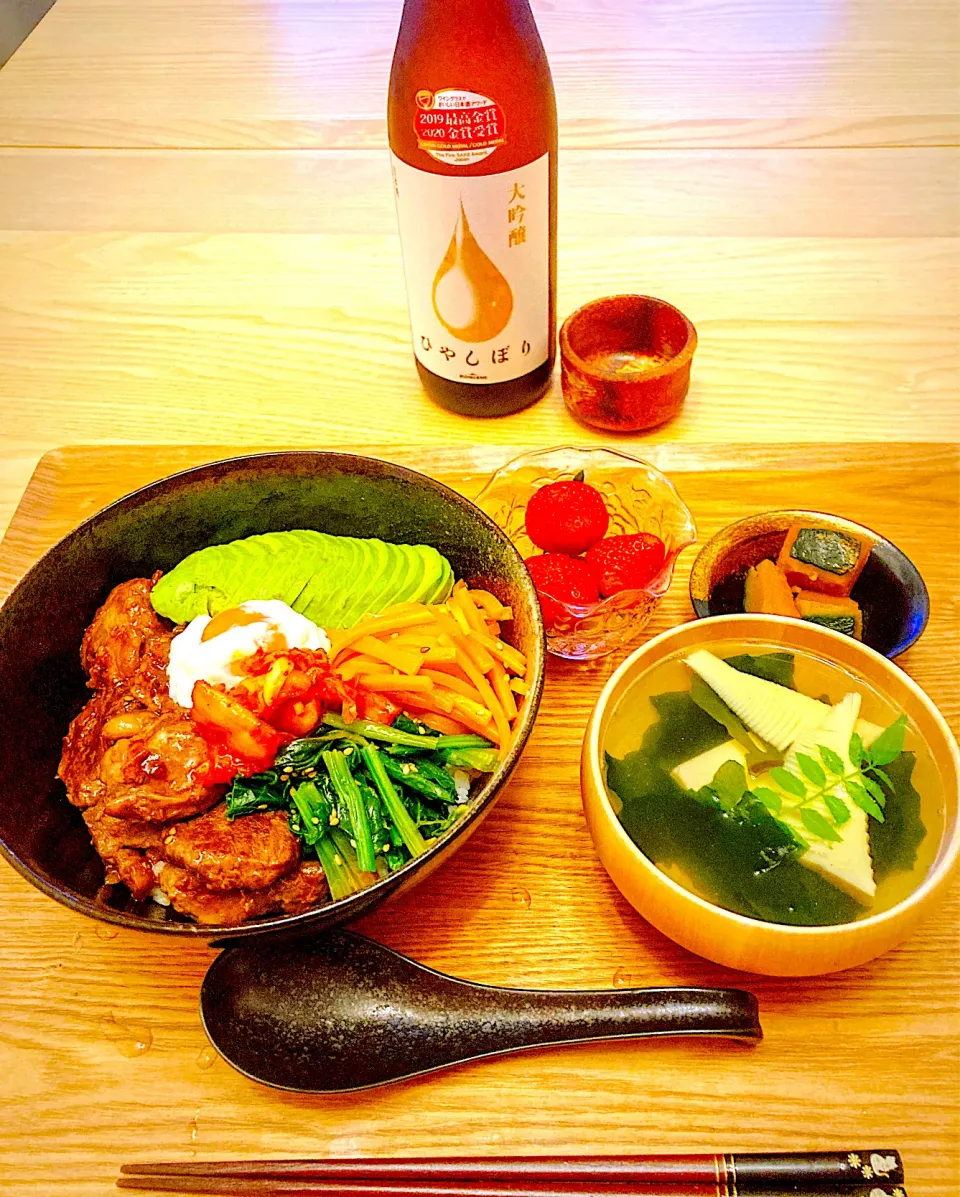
xmin=794 ymin=590 xmax=863 ymax=640
xmin=743 ymin=559 xmax=801 ymax=618
xmin=776 ymin=522 xmax=871 ymax=597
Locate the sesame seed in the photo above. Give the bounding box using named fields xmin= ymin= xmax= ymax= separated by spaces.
xmin=329 ymin=814 xmax=340 ymax=825
xmin=333 ymin=854 xmax=343 ymax=866
xmin=311 ymin=817 xmax=320 ymax=826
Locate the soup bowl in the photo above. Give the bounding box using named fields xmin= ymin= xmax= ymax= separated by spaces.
xmin=581 ymin=614 xmax=960 ymax=975
xmin=0 ymin=452 xmax=545 ymax=940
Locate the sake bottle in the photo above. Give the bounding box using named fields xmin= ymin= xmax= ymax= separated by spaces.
xmin=388 ymin=0 xmax=558 ymax=416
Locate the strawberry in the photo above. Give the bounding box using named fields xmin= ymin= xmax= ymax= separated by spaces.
xmin=524 ymin=478 xmax=609 ymax=555
xmin=525 ymin=553 xmax=600 ymax=630
xmin=585 ymin=532 xmax=666 ymax=596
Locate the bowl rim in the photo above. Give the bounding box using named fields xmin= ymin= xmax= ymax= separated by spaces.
xmin=584 ymin=612 xmax=960 ymax=940
xmin=559 ymin=294 xmax=698 ymax=384
xmin=0 ymin=449 xmax=546 ymax=938
xmin=687 ymin=508 xmax=930 ymax=658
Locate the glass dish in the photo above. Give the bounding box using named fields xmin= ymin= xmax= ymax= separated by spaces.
xmin=475 ymin=446 xmax=697 ymax=659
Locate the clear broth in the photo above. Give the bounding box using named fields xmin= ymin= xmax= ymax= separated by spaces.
xmin=604 ymin=639 xmax=945 ymax=924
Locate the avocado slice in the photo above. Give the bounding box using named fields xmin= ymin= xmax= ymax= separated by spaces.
xmin=340 ymin=537 xmax=395 ymax=627
xmin=324 ymin=537 xmax=375 ymax=630
xmin=151 ymin=530 xmax=456 ymax=632
xmin=426 ymin=555 xmax=455 ymax=604
xmin=292 ymin=536 xmax=342 ymax=625
xmin=408 ymin=545 xmax=446 ymax=606
xmin=392 ymin=544 xmax=427 ymax=612
xmin=298 ymin=535 xmax=357 ymax=628
xmin=370 ymin=541 xmax=411 ymax=613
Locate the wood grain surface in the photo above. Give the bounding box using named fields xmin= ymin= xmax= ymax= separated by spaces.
xmin=0 ymin=443 xmax=957 ymax=1197
xmin=0 ymin=0 xmax=958 ymax=547
xmin=1 ymin=0 xmax=958 ymax=149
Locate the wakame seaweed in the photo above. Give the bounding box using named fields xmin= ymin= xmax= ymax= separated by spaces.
xmin=604 ymin=651 xmax=922 ymax=927
xmin=867 ymin=751 xmax=926 ymax=882
xmin=606 ymin=693 xmax=864 ymax=926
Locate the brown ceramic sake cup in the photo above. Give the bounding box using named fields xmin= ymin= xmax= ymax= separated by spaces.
xmin=0 ymin=452 xmax=545 ymax=941
xmin=560 ymin=295 xmax=697 ymax=432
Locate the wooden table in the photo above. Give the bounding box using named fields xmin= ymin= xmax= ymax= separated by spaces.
xmin=1 ymin=0 xmax=959 ymax=537
xmin=0 ymin=2 xmax=958 ymax=1194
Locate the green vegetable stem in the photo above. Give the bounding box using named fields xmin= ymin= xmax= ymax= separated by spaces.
xmin=361 ymin=743 xmax=428 ymax=859
xmin=322 ymin=711 xmax=440 ymax=751
xmin=322 ymin=749 xmax=377 ymax=873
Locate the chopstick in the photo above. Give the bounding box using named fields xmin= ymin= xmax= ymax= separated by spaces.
xmin=118 ymin=1151 xmax=905 ymax=1195
xmin=116 ymin=1183 xmax=908 ymax=1197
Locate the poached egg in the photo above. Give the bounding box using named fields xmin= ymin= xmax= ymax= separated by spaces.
xmin=168 ymin=600 xmax=330 ymax=709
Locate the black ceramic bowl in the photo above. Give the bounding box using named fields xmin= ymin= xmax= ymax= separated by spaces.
xmin=0 ymin=452 xmax=545 ymax=939
xmin=688 ymin=509 xmax=929 ymax=658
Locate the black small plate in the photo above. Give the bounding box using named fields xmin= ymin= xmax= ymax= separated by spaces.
xmin=688 ymin=510 xmax=929 ymax=658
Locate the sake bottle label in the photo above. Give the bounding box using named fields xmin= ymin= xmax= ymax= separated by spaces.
xmin=391 ymin=151 xmax=550 ymax=385
xmin=413 ymin=88 xmax=507 ymax=166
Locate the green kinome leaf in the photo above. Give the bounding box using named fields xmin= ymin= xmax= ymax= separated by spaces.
xmin=796 ymin=752 xmax=827 ymax=787
xmin=847 ymin=780 xmax=885 ymax=823
xmin=752 ymin=787 xmax=783 ymax=814
xmin=824 ymin=791 xmax=851 ymax=825
xmin=770 ymin=767 xmax=808 ymax=799
xmin=866 ymin=715 xmax=908 ymax=767
xmin=801 ymin=807 xmax=842 ymax=842
xmin=819 ymin=745 xmax=845 ymax=776
xmin=848 ymin=732 xmax=865 ymax=767
xmin=861 ymin=775 xmax=888 ymax=808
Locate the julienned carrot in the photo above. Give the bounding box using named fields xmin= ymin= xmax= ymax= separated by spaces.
xmin=327 ymin=593 xmax=527 ymax=752
xmin=433 ymin=610 xmax=496 ymax=675
xmin=352 ymin=635 xmax=421 ymax=676
xmin=330 ymin=610 xmax=435 ymax=657
xmin=446 ymin=602 xmax=471 ymax=636
xmin=359 ymin=674 xmax=435 ymax=693
xmin=489 ymin=659 xmax=518 ymax=721
xmin=468 ymin=588 xmax=513 ymax=620
xmin=449 ymin=583 xmax=487 ymax=636
xmin=420 ymin=669 xmax=488 ymax=708
xmin=336 ymin=655 xmax=386 ymax=681
xmin=468 ymin=630 xmax=526 ymax=675
xmin=417 ymin=711 xmax=471 ymax=736
xmin=402 ymin=690 xmax=497 ymax=740
xmin=450 ymin=644 xmax=511 ymax=752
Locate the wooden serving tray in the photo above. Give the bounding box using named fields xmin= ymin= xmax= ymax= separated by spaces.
xmin=0 ymin=444 xmax=957 ymax=1197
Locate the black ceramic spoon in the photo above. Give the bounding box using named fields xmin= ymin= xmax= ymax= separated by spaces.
xmin=200 ymin=931 xmax=761 ymax=1092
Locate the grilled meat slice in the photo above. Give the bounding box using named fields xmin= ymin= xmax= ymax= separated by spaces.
xmin=98 ymin=710 xmax=222 ymax=822
xmin=59 ymin=691 xmax=129 ymax=809
xmin=159 ymin=805 xmax=299 ymax=892
xmin=152 ymin=861 xmax=327 ymax=925
xmin=81 ymin=576 xmax=172 ymax=703
xmin=111 ymin=848 xmax=158 ymax=900
xmin=82 ymin=805 xmax=166 ymax=899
